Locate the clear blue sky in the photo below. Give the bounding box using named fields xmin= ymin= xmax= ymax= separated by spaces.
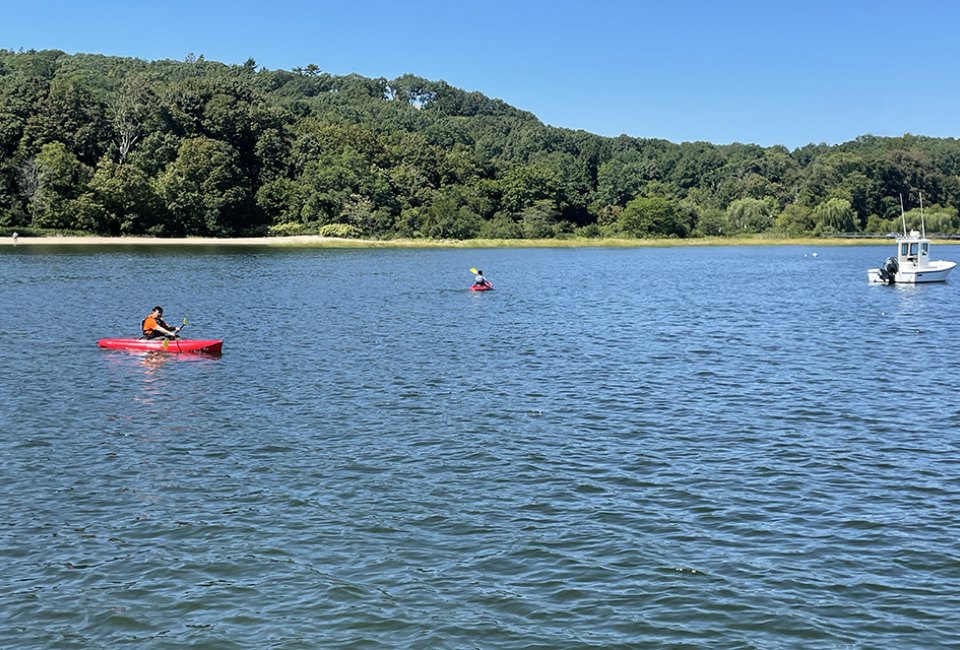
xmin=2 ymin=0 xmax=957 ymax=149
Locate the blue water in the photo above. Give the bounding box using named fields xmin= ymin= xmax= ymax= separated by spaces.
xmin=2 ymin=243 xmax=959 ymax=648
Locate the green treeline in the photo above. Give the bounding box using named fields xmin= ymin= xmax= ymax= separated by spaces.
xmin=2 ymin=49 xmax=959 ymax=239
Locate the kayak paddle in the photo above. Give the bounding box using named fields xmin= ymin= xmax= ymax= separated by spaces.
xmin=162 ymin=317 xmax=189 ymax=351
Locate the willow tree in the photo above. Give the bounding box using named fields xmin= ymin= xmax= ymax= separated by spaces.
xmin=813 ymin=197 xmax=857 ymax=234
xmin=726 ymin=198 xmax=773 ymax=234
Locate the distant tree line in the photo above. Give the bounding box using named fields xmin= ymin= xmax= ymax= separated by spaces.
xmin=1 ymin=49 xmax=959 ymax=239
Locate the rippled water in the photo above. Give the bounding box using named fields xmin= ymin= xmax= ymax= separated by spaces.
xmin=2 ymin=243 xmax=960 ymax=648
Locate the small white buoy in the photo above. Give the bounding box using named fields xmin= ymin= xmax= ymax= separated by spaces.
xmin=811 ymin=252 xmax=818 ymax=257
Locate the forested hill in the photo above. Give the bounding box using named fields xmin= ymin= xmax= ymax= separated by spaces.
xmin=2 ymin=49 xmax=959 ymax=239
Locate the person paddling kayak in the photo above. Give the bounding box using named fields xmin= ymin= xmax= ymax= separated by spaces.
xmin=141 ymin=306 xmax=180 ymax=340
xmin=472 ymin=269 xmax=491 ymax=288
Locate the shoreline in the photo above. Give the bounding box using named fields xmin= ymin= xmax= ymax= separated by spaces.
xmin=1 ymin=234 xmax=907 ymax=248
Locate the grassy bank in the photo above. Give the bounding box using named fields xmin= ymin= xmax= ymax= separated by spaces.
xmin=355 ymin=236 xmax=896 ymax=249
xmin=2 ymin=232 xmax=909 ymax=248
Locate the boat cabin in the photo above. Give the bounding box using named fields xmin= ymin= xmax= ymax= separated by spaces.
xmin=898 ymin=230 xmax=930 ymax=269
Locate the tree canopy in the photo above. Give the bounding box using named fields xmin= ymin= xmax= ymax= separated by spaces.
xmin=2 ymin=49 xmax=959 ymax=239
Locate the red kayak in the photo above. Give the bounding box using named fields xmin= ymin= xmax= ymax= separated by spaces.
xmin=97 ymin=338 xmax=223 ymax=355
xmin=470 ymin=283 xmax=494 ymax=291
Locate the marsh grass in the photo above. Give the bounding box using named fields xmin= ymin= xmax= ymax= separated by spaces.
xmin=272 ymin=235 xmax=896 ymax=249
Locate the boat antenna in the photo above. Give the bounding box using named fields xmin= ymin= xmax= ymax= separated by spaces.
xmin=900 ymin=193 xmax=907 ymax=236
xmin=919 ymin=191 xmax=926 ymax=238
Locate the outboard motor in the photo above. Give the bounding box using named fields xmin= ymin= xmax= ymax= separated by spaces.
xmin=877 ymin=256 xmax=899 ymax=284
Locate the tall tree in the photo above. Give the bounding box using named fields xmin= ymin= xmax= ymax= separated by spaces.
xmin=112 ymin=75 xmax=157 ymax=165
xmin=619 ymin=196 xmax=692 ymax=237
xmin=23 ymin=78 xmax=109 ymax=164
xmin=29 ymin=141 xmax=91 ymax=228
xmin=154 ymin=137 xmax=251 ymax=235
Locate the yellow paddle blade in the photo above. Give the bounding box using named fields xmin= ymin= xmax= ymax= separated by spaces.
xmin=470 ymin=267 xmax=478 ymax=274
xmin=162 ymin=338 xmax=169 ymax=350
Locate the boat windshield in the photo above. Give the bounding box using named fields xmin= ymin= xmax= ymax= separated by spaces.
xmin=921 ymin=242 xmax=929 ymax=255
xmin=910 ymin=243 xmax=919 ymax=256
xmin=901 ymin=243 xmax=909 ymax=255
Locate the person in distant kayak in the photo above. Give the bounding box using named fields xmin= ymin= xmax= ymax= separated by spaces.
xmin=141 ymin=306 xmax=179 ymax=340
xmin=473 ymin=270 xmax=491 ymax=288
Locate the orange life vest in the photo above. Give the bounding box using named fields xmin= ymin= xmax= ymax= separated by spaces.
xmin=142 ymin=316 xmax=160 ymax=336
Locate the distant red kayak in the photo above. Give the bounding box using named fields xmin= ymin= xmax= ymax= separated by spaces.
xmin=97 ymin=338 xmax=223 ymax=355
xmin=470 ymin=283 xmax=494 ymax=291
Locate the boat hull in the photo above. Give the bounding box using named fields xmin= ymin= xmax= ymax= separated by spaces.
xmin=868 ymin=260 xmax=956 ymax=284
xmin=470 ymin=283 xmax=493 ymax=291
xmin=97 ymin=338 xmax=223 ymax=354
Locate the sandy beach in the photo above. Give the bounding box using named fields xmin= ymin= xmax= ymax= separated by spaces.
xmin=2 ymin=234 xmax=362 ymax=247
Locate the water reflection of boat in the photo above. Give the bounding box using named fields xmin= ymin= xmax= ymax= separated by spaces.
xmin=103 ymin=348 xmax=220 ymax=381
xmin=867 ymin=195 xmax=956 ymax=284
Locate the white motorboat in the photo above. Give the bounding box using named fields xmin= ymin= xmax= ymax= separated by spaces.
xmin=867 ymin=195 xmax=956 ymax=284
xmin=867 ymin=231 xmax=956 ymax=283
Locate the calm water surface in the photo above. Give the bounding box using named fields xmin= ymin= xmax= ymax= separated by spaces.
xmin=2 ymin=244 xmax=959 ymax=648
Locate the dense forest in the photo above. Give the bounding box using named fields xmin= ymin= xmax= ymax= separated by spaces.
xmin=2 ymin=49 xmax=959 ymax=239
